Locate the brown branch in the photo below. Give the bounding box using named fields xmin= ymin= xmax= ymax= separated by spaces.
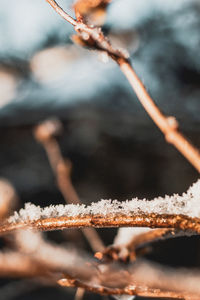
xmin=0 ymin=179 xmax=18 ymax=219
xmin=1 ymin=213 xmax=200 ymax=235
xmin=101 ymin=228 xmax=177 ymax=262
xmin=74 ymin=287 xmax=85 ymax=300
xmin=58 ymin=257 xmax=200 ymax=299
xmin=45 ymin=0 xmax=200 ymax=172
xmin=0 ymin=252 xmax=49 ymax=278
xmin=46 ymin=0 xmax=128 ymax=60
xmin=58 ymin=276 xmax=187 ymax=299
xmin=34 ymin=119 xmax=105 ymax=252
xmin=1 ymin=231 xmax=200 ymax=299
xmin=0 ymin=250 xmax=194 ymax=299
xmin=118 ymin=59 xmax=200 ymax=172
xmin=45 ymin=0 xmax=77 ymax=26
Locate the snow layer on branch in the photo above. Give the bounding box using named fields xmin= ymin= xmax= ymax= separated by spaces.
xmin=8 ymin=180 xmax=200 ymax=223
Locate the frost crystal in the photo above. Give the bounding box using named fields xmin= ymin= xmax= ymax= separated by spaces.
xmin=8 ymin=180 xmax=200 ymax=223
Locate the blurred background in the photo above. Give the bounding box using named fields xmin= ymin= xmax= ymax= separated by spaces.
xmin=0 ymin=0 xmax=200 ymax=299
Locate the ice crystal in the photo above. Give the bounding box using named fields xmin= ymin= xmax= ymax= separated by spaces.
xmin=8 ymin=180 xmax=200 ymax=224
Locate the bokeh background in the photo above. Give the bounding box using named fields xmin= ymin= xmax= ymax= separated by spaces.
xmin=0 ymin=0 xmax=200 ymax=299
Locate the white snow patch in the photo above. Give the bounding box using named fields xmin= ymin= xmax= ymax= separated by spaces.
xmin=114 ymin=228 xmax=152 ymax=246
xmin=8 ymin=180 xmax=200 ymax=224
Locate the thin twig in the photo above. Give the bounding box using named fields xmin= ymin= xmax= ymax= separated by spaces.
xmin=34 ymin=119 xmax=105 ymax=252
xmin=46 ymin=0 xmax=77 ymax=26
xmin=118 ymin=59 xmax=200 ymax=172
xmin=74 ymin=287 xmax=85 ymax=300
xmin=0 ymin=252 xmax=48 ymax=277
xmin=45 ymin=0 xmax=200 ymax=172
xmin=101 ymin=228 xmax=176 ymax=261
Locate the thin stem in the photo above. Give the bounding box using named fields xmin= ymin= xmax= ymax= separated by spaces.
xmin=34 ymin=120 xmax=105 ymax=252
xmin=0 ymin=252 xmax=48 ymax=277
xmin=102 ymin=228 xmax=177 ymax=261
xmin=118 ymin=59 xmax=200 ymax=172
xmin=58 ymin=276 xmax=187 ymax=299
xmin=46 ymin=0 xmax=77 ymax=26
xmin=45 ymin=0 xmax=200 ymax=172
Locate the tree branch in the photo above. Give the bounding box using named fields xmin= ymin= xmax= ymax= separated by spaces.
xmin=34 ymin=119 xmax=105 ymax=252
xmin=45 ymin=0 xmax=200 ymax=172
xmin=1 ymin=213 xmax=200 ymax=236
xmin=58 ymin=275 xmax=188 ymax=299
xmin=101 ymin=228 xmax=177 ymax=262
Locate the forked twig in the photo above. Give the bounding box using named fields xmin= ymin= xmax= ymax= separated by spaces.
xmin=101 ymin=228 xmax=176 ymax=261
xmin=45 ymin=0 xmax=200 ymax=172
xmin=1 ymin=237 xmax=199 ymax=299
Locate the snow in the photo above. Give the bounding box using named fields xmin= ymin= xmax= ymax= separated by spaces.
xmin=114 ymin=228 xmax=152 ymax=246
xmin=112 ymin=296 xmax=135 ymax=300
xmin=8 ymin=180 xmax=200 ymax=224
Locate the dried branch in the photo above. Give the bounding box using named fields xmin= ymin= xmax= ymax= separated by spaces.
xmin=74 ymin=287 xmax=85 ymax=300
xmin=1 ymin=230 xmax=200 ymax=299
xmin=0 ymin=244 xmax=195 ymax=299
xmin=101 ymin=228 xmax=176 ymax=262
xmin=34 ymin=119 xmax=105 ymax=252
xmin=45 ymin=0 xmax=200 ymax=172
xmin=45 ymin=0 xmax=77 ymax=26
xmin=58 ymin=256 xmax=200 ymax=299
xmin=0 ymin=251 xmax=48 ymax=278
xmin=58 ymin=257 xmax=200 ymax=299
xmin=46 ymin=0 xmax=128 ymax=59
xmin=0 ymin=179 xmax=18 ymax=219
xmin=1 ymin=212 xmax=200 ymax=236
xmin=118 ymin=60 xmax=200 ymax=172
xmin=58 ymin=275 xmax=188 ymax=299
xmin=2 ymin=179 xmax=200 ymax=234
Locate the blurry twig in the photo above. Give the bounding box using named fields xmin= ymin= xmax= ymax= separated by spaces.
xmin=45 ymin=0 xmax=200 ymax=172
xmin=0 ymin=179 xmax=18 ymax=219
xmin=58 ymin=275 xmax=188 ymax=299
xmin=101 ymin=228 xmax=176 ymax=262
xmin=74 ymin=287 xmax=85 ymax=300
xmin=58 ymin=258 xmax=200 ymax=299
xmin=34 ymin=119 xmax=105 ymax=252
xmin=0 ymin=251 xmax=48 ymax=277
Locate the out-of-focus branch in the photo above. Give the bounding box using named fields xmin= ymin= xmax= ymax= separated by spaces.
xmin=101 ymin=228 xmax=176 ymax=262
xmin=1 ymin=231 xmax=200 ymax=299
xmin=34 ymin=119 xmax=105 ymax=252
xmin=45 ymin=0 xmax=200 ymax=172
xmin=74 ymin=0 xmax=111 ymax=25
xmin=0 ymin=179 xmax=18 ymax=219
xmin=58 ymin=257 xmax=200 ymax=299
xmin=58 ymin=276 xmax=188 ymax=299
xmin=0 ymin=252 xmax=48 ymax=278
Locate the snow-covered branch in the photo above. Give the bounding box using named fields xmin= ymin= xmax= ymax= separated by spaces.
xmin=0 ymin=180 xmax=199 ymax=235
